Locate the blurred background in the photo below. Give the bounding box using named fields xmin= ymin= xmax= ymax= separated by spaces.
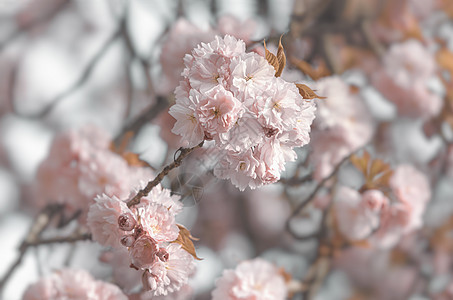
xmin=1 ymin=0 xmax=453 ymax=299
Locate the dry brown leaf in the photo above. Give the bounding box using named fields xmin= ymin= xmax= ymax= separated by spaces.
xmin=350 ymin=152 xmax=369 ymax=174
xmin=369 ymin=159 xmax=386 ymax=179
xmin=295 ymin=83 xmax=326 ymax=99
xmin=172 ymin=224 xmax=202 ymax=260
xmin=351 ymin=151 xmax=394 ymax=191
xmin=263 ymin=40 xmax=279 ymax=73
xmin=122 ymin=152 xmax=147 ymax=167
xmin=275 ymin=36 xmax=286 ymax=77
xmin=350 ymin=239 xmax=371 ymax=248
xmin=110 ymin=131 xmax=134 ymax=154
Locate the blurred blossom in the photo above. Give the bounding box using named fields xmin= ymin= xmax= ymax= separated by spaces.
xmin=371 ymin=39 xmax=442 ymax=120
xmin=310 ymin=76 xmax=373 ymax=180
xmin=212 ymin=258 xmax=288 ymax=300
xmin=22 ymin=268 xmax=127 ymax=300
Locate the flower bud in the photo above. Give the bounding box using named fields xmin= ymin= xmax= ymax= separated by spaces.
xmin=130 ymin=235 xmax=158 ymax=269
xmin=156 ymin=247 xmax=169 ymax=262
xmin=120 ymin=235 xmax=135 ymax=247
xmin=118 ymin=213 xmax=136 ymax=231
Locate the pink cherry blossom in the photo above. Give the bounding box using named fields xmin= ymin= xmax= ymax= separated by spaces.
xmin=170 ymin=35 xmax=317 ymax=190
xmin=87 ymin=194 xmax=133 ymax=248
xmin=371 ymin=39 xmax=442 ymax=119
xmin=22 ymin=269 xmax=127 ymax=300
xmin=334 ymin=164 xmax=431 ymax=248
xmin=135 ymin=203 xmax=179 ymax=243
xmin=212 ymin=258 xmax=288 ymax=300
xmin=214 ymin=149 xmax=262 ymax=191
xmin=140 ymin=284 xmax=193 ymax=300
xmin=196 ymin=86 xmax=243 ymax=135
xmin=386 ymin=164 xmax=431 ymax=233
xmin=139 ymin=184 xmax=183 ymax=216
xmin=230 ymin=52 xmax=275 ymax=96
xmin=169 ymin=90 xmax=205 ymax=148
xmin=130 ymin=235 xmax=159 ymax=269
xmin=335 ymin=187 xmax=388 ymax=241
xmin=141 ymin=243 xmax=196 ymax=296
xmin=35 ymin=125 xmax=154 ymax=219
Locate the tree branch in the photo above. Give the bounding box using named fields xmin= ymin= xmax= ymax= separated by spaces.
xmin=0 ymin=204 xmax=63 ymax=293
xmin=127 ymin=141 xmax=204 ymax=208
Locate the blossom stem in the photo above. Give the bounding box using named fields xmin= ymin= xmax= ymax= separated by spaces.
xmin=127 ymin=141 xmax=204 ymax=208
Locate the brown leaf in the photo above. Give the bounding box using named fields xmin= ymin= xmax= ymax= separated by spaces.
xmin=352 ymin=151 xmax=394 ymax=192
xmin=275 ymin=35 xmax=286 ymax=77
xmin=110 ymin=131 xmax=134 ymax=154
xmin=349 ymin=239 xmax=371 ymax=248
xmin=172 ymin=224 xmax=202 ymax=260
xmin=122 ymin=152 xmax=147 ymax=167
xmin=350 ymin=152 xmax=369 ymax=175
xmin=369 ymin=159 xmax=387 ymax=180
xmin=263 ymin=40 xmax=279 ymax=73
xmin=295 ymin=83 xmax=326 ymax=99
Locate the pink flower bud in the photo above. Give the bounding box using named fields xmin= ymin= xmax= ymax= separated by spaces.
xmin=118 ymin=213 xmax=136 ymax=231
xmin=120 ymin=235 xmax=135 ymax=247
xmin=130 ymin=235 xmax=158 ymax=269
xmin=156 ymin=247 xmax=169 ymax=262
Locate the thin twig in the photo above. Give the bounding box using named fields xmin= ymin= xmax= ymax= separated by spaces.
xmin=127 ymin=141 xmax=204 ymax=208
xmin=279 ymin=173 xmax=313 ymax=186
xmin=113 ymin=96 xmax=168 ymax=147
xmin=285 ymin=152 xmax=354 ymax=240
xmin=26 ymin=233 xmax=92 ymax=247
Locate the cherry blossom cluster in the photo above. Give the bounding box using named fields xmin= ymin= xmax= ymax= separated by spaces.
xmin=212 ymin=258 xmax=288 ymax=299
xmin=22 ymin=269 xmax=127 ymax=300
xmin=335 ymin=164 xmax=431 ymax=248
xmin=87 ymin=185 xmax=195 ymax=297
xmin=169 ymin=35 xmax=317 ymax=190
xmin=35 ymin=125 xmax=153 ymax=219
xmin=371 ymin=39 xmax=442 ymax=120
